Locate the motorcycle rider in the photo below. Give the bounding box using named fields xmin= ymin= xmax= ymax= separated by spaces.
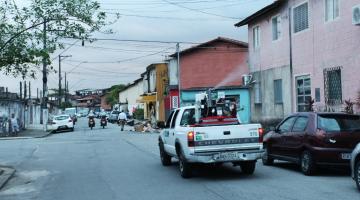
xmin=88 ymin=110 xmax=95 ymax=129
xmin=118 ymin=110 xmax=127 ymax=131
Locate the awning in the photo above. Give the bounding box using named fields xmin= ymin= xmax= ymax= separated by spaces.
xmin=137 ymin=95 xmax=156 ymax=103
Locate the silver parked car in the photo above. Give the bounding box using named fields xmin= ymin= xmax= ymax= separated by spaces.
xmin=351 ymin=143 xmax=360 ymax=191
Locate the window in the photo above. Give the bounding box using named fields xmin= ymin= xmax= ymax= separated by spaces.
xmin=278 ymin=117 xmax=296 ymax=133
xmin=293 ymin=2 xmax=309 ymax=33
xmin=318 ymin=114 xmax=360 ymax=132
xmin=292 ymin=117 xmax=309 ymax=132
xmin=315 ymin=88 xmax=321 ymax=102
xmin=253 ymin=26 xmax=260 ymax=49
xmin=165 ymin=111 xmax=174 ymax=128
xmin=325 ymin=0 xmax=339 ymax=22
xmin=296 ymin=75 xmax=311 ymax=112
xmin=324 ymin=67 xmax=342 ymax=105
xmin=171 ymin=110 xmax=179 ymax=128
xmin=272 ymin=15 xmax=281 ymax=40
xmin=180 ymin=109 xmax=196 ymax=126
xmin=274 ymin=79 xmax=283 ymax=103
xmin=254 ymin=82 xmax=262 ymax=104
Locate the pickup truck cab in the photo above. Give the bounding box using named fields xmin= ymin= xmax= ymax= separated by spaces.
xmin=158 ymin=106 xmax=264 ymax=178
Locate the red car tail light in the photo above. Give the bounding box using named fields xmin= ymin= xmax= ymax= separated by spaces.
xmin=187 ymin=131 xmax=195 ymax=147
xmin=258 ymin=128 xmax=264 ymax=143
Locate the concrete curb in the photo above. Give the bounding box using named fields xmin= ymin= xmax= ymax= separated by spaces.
xmin=0 ymin=166 xmax=16 ymax=191
xmin=0 ymin=132 xmax=52 ymax=140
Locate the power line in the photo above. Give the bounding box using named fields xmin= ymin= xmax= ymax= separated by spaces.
xmin=160 ymin=0 xmax=241 ymax=20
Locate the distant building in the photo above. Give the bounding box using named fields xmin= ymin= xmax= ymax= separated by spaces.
xmin=100 ymin=94 xmax=112 ymax=111
xmin=75 ymin=88 xmax=109 ymax=97
xmin=76 ymin=95 xmax=101 ymax=112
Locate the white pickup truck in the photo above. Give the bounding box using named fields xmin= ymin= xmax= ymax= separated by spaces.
xmin=158 ymin=106 xmax=264 ymax=178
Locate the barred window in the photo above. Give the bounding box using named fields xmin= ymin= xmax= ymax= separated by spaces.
xmin=293 ymin=2 xmax=309 ymax=33
xmin=254 ymin=82 xmax=262 ymax=104
xmin=324 ymin=67 xmax=342 ymax=105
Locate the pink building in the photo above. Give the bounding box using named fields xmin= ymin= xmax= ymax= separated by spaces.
xmin=236 ymin=0 xmax=360 ymax=123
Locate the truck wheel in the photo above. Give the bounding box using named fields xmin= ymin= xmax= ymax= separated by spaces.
xmin=262 ymin=146 xmax=274 ymax=166
xmin=159 ymin=142 xmax=171 ymax=166
xmin=179 ymin=151 xmax=192 ymax=178
xmin=300 ymin=150 xmax=316 ymax=176
xmin=355 ymin=160 xmax=360 ymax=191
xmin=240 ymin=161 xmax=256 ymax=175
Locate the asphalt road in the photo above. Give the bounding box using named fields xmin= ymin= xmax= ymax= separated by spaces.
xmin=0 ymin=118 xmax=358 ymax=200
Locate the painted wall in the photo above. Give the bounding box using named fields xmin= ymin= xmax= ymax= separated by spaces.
xmin=155 ymin=63 xmax=168 ymax=122
xmin=247 ymin=0 xmax=360 ymax=115
xmin=181 ymin=89 xmax=251 ymax=124
xmin=180 ymin=40 xmax=249 ymax=89
xmin=118 ymin=80 xmax=144 ymax=115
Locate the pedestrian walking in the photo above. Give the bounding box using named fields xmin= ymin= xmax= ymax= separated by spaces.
xmin=118 ymin=110 xmax=127 ymax=131
xmin=10 ymin=114 xmax=19 ymax=136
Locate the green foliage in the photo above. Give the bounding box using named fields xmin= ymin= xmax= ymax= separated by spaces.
xmin=0 ymin=0 xmax=113 ymax=78
xmin=60 ymin=101 xmax=73 ymax=110
xmin=105 ymin=84 xmax=127 ymax=107
xmin=133 ymin=108 xmax=144 ymax=120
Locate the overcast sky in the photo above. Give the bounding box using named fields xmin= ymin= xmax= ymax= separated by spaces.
xmin=1 ymin=0 xmax=273 ymax=96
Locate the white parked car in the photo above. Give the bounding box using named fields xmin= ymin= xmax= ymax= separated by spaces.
xmin=48 ymin=114 xmax=74 ymax=132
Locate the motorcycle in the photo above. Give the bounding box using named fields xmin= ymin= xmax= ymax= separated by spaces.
xmin=100 ymin=116 xmax=107 ymax=129
xmin=88 ymin=116 xmax=95 ymax=130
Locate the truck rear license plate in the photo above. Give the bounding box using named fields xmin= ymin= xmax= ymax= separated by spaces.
xmin=213 ymin=152 xmax=240 ymax=161
xmin=341 ymin=153 xmax=351 ymax=160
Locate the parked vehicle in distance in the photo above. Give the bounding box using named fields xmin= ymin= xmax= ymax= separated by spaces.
xmin=48 ymin=114 xmax=74 ymax=132
xmin=158 ymin=105 xmax=263 ymax=178
xmin=108 ymin=110 xmax=120 ymax=123
xmin=263 ymin=112 xmax=360 ymax=175
xmin=351 ymin=143 xmax=360 ymax=191
xmin=64 ymin=107 xmax=77 ymax=124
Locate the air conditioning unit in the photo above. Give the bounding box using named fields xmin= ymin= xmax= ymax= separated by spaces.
xmin=242 ymin=74 xmax=253 ymax=86
xmin=353 ymin=5 xmax=360 ymax=25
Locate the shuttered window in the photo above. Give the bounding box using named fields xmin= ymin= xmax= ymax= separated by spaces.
xmin=274 ymin=79 xmax=283 ymax=103
xmin=325 ymin=0 xmax=339 ymax=22
xmin=293 ymin=2 xmax=309 ymax=33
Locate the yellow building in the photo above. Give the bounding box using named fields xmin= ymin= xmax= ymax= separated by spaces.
xmin=140 ymin=63 xmax=168 ymax=123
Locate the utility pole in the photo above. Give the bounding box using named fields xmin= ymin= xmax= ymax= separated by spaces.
xmin=176 ymin=43 xmax=181 ymax=107
xmin=64 ymin=72 xmax=67 ymax=103
xmin=19 ymin=82 xmax=22 ymax=99
xmin=41 ymin=18 xmax=48 ymax=130
xmin=24 ymin=81 xmax=27 ymax=100
xmin=29 ymin=81 xmax=31 ymax=99
xmin=58 ymin=55 xmax=71 ymax=107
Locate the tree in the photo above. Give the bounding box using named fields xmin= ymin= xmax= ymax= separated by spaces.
xmin=106 ymin=84 xmax=127 ymax=107
xmin=0 ymin=0 xmax=110 ymax=78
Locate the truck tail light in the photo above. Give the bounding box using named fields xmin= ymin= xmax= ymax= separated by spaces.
xmin=187 ymin=131 xmax=195 ymax=147
xmin=258 ymin=128 xmax=264 ymax=143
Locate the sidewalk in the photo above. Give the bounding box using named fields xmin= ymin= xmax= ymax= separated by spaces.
xmin=0 ymin=129 xmax=51 ymax=140
xmin=0 ymin=166 xmax=16 ymax=191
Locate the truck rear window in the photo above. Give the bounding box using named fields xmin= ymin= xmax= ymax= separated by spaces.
xmin=318 ymin=114 xmax=360 ymax=132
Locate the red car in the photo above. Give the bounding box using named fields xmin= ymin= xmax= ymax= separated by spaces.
xmin=262 ymin=112 xmax=360 ymax=175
